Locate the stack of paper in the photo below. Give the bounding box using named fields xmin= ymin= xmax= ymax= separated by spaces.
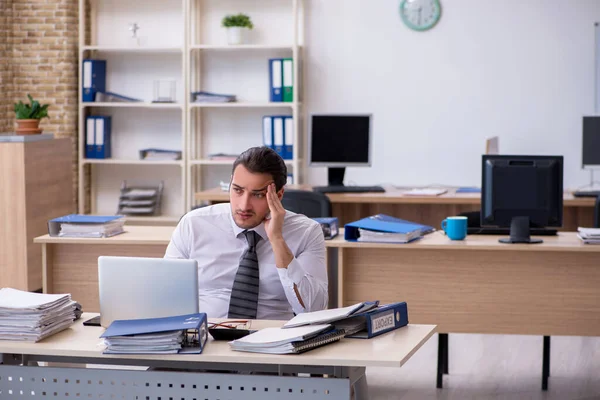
xmin=403 ymin=188 xmax=448 ymax=196
xmin=0 ymin=288 xmax=77 ymax=342
xmin=229 ymin=324 xmax=342 ymax=354
xmin=357 ymin=228 xmax=421 ymax=243
xmin=577 ymin=227 xmax=600 ymax=244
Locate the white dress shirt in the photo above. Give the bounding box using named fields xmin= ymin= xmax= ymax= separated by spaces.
xmin=164 ymin=203 xmax=328 ymax=320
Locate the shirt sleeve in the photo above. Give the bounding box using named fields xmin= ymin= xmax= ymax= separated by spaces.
xmin=276 ymin=223 xmax=328 ymax=313
xmin=164 ymin=215 xmax=191 ymax=259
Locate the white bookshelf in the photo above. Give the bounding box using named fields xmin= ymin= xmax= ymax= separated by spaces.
xmin=187 ymin=0 xmax=304 ymax=208
xmin=78 ymin=0 xmax=304 ymax=222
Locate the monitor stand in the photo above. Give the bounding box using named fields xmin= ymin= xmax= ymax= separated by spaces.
xmin=328 ymin=167 xmax=346 ymax=187
xmin=499 ymin=216 xmax=543 ymax=244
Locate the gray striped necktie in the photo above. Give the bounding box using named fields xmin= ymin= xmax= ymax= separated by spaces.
xmin=228 ymin=230 xmax=261 ymax=319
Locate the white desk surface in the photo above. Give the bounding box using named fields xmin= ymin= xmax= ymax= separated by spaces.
xmin=0 ymin=313 xmax=436 ymax=369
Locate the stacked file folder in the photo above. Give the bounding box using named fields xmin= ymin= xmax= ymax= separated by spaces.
xmin=0 ymin=288 xmax=78 ymax=342
xmin=100 ymin=313 xmax=208 ymax=355
xmin=48 ymin=214 xmax=126 ymax=238
xmin=577 ymin=227 xmax=600 ymax=244
xmin=345 ymin=214 xmax=435 ymax=243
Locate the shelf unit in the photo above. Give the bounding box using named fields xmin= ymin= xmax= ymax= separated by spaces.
xmin=78 ymin=0 xmax=187 ymax=223
xmin=78 ymin=0 xmax=304 ymax=222
xmin=186 ymin=0 xmax=304 ymax=208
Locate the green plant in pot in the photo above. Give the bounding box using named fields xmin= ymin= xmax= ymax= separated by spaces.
xmin=221 ymin=13 xmax=254 ymax=45
xmin=14 ymin=94 xmax=50 ymax=135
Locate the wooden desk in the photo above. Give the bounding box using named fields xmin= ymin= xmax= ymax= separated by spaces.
xmin=35 ymin=227 xmax=600 ymax=338
xmin=0 ymin=312 xmax=436 ymax=400
xmin=195 ymin=186 xmax=597 ymax=230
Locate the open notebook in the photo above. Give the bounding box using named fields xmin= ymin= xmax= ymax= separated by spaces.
xmin=283 ymin=302 xmax=379 ymax=329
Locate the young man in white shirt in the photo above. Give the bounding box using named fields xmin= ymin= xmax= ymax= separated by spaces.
xmin=165 ymin=146 xmax=328 ymax=320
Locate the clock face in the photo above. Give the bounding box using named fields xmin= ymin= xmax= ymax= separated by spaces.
xmin=400 ymin=0 xmax=442 ymax=31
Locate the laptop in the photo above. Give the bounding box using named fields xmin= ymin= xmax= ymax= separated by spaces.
xmin=95 ymin=256 xmax=199 ymax=328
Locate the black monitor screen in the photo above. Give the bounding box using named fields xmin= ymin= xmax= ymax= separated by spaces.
xmin=582 ymin=116 xmax=600 ymax=166
xmin=310 ymin=115 xmax=370 ymax=165
xmin=481 ymin=155 xmax=563 ymax=228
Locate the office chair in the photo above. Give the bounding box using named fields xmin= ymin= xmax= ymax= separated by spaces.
xmin=281 ymin=189 xmax=332 ymax=218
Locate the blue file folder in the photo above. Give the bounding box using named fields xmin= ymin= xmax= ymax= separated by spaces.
xmin=94 ymin=116 xmax=112 ymax=159
xmin=262 ymin=116 xmax=274 ymax=150
xmin=269 ymin=58 xmax=283 ymax=102
xmin=283 ymin=115 xmax=293 ymax=160
xmin=344 ymin=214 xmax=435 ymax=241
xmin=100 ymin=313 xmax=209 ymax=354
xmin=345 ymin=302 xmax=409 ymax=339
xmin=85 ymin=116 xmax=96 ymax=159
xmin=82 ymin=59 xmax=106 ymax=102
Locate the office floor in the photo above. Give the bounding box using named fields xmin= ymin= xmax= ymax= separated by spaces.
xmin=367 ymin=333 xmax=600 ymax=400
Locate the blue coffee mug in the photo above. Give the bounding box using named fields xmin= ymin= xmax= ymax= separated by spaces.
xmin=441 ymin=216 xmax=468 ymax=240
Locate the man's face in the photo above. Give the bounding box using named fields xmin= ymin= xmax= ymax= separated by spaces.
xmin=229 ymin=165 xmax=283 ymax=229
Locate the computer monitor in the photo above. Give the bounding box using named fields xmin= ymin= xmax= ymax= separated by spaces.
xmin=309 ymin=114 xmax=372 ymax=186
xmin=582 ymin=116 xmax=600 ymax=168
xmin=481 ymin=155 xmax=563 ymax=244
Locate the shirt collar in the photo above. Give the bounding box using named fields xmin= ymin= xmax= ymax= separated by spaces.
xmin=229 ymin=208 xmax=268 ymax=241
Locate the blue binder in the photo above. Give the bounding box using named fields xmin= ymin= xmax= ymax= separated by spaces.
xmin=345 ymin=302 xmax=409 ymax=339
xmin=262 ymin=115 xmax=274 ymax=150
xmin=82 ymin=59 xmax=106 ymax=102
xmin=344 ymin=214 xmax=435 ymax=241
xmin=283 ymin=115 xmax=293 ymax=160
xmin=269 ymin=58 xmax=283 ymax=102
xmin=272 ymin=116 xmax=284 ymax=157
xmin=85 ymin=116 xmax=96 ymax=159
xmin=93 ymin=116 xmax=112 ymax=159
xmin=100 ymin=313 xmax=209 ymax=354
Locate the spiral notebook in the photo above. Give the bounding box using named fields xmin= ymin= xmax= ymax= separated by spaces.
xmin=230 ymin=325 xmax=346 ymax=354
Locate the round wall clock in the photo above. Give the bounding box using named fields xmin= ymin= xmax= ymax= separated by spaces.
xmin=400 ymin=0 xmax=442 ymax=31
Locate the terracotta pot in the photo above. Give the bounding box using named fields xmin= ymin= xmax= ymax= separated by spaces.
xmin=15 ymin=119 xmax=42 ymax=135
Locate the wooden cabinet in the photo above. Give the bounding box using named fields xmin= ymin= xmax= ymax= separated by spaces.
xmin=0 ymin=138 xmax=74 ymax=291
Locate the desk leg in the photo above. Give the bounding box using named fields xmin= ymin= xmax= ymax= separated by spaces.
xmin=41 ymin=243 xmax=54 ymax=294
xmin=337 ymin=248 xmax=345 ymax=308
xmin=436 ymin=333 xmax=448 ymax=389
xmin=542 ymin=336 xmax=550 ymax=391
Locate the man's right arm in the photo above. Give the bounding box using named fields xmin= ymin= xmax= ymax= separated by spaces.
xmin=164 ymin=216 xmax=191 ymax=259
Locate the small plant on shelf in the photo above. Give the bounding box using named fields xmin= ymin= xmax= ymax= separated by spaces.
xmin=221 ymin=13 xmax=254 ymax=45
xmin=13 ymin=94 xmax=50 ymax=135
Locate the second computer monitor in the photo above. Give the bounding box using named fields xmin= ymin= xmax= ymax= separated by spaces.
xmin=582 ymin=116 xmax=600 ymax=168
xmin=481 ymin=155 xmax=563 ymax=244
xmin=309 ymin=114 xmax=372 ymax=186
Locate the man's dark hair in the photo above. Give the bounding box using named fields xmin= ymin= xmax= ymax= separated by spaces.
xmin=232 ymin=146 xmax=288 ymax=191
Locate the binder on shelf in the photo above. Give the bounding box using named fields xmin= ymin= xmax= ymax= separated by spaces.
xmin=269 ymin=58 xmax=283 ymax=102
xmin=100 ymin=313 xmax=209 ymax=354
xmin=344 ymin=214 xmax=434 ymax=243
xmin=48 ymin=214 xmax=125 ymax=238
xmin=341 ymin=302 xmax=409 ymax=339
xmin=282 ymin=58 xmax=293 ymax=102
xmin=262 ymin=116 xmax=273 ymax=150
xmin=283 ymin=116 xmax=293 ymax=160
xmin=94 ymin=116 xmax=112 ymax=159
xmin=273 ymin=116 xmax=284 ymax=157
xmin=85 ymin=116 xmax=95 ymax=158
xmin=82 ymin=59 xmax=106 ymax=102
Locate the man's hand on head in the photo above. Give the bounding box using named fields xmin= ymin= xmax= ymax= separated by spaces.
xmin=264 ymin=183 xmax=286 ymax=243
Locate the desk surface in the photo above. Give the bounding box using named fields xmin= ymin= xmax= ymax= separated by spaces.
xmin=34 ymin=227 xmax=600 ymax=253
xmin=194 ymin=186 xmax=597 ymax=206
xmin=0 ymin=313 xmax=436 ymax=368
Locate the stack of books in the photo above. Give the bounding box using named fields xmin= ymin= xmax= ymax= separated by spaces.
xmin=0 ymin=288 xmax=78 ymax=342
xmin=100 ymin=313 xmax=208 ymax=355
xmin=139 ymin=148 xmax=182 ymax=161
xmin=48 ymin=214 xmax=126 ymax=238
xmin=191 ymin=91 xmax=236 ymax=103
xmin=577 ymin=227 xmax=600 ymax=244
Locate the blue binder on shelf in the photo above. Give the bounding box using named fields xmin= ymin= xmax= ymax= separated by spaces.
xmin=343 ymin=302 xmax=409 ymax=339
xmin=262 ymin=115 xmax=274 ymax=150
xmin=94 ymin=116 xmax=112 ymax=159
xmin=283 ymin=115 xmax=293 ymax=160
xmin=272 ymin=116 xmax=284 ymax=157
xmin=269 ymin=58 xmax=283 ymax=102
xmin=85 ymin=116 xmax=96 ymax=159
xmin=344 ymin=214 xmax=435 ymax=241
xmin=100 ymin=313 xmax=209 ymax=354
xmin=82 ymin=59 xmax=106 ymax=102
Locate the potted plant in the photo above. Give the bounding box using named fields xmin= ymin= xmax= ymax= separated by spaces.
xmin=221 ymin=13 xmax=254 ymax=45
xmin=14 ymin=94 xmax=50 ymax=135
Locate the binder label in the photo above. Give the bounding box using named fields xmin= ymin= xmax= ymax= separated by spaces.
xmin=372 ymin=310 xmax=395 ymax=334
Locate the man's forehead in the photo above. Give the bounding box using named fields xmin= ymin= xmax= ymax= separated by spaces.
xmin=231 ymin=180 xmax=273 ymax=191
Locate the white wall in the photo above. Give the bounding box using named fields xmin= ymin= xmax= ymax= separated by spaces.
xmin=303 ymin=0 xmax=600 ymax=189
